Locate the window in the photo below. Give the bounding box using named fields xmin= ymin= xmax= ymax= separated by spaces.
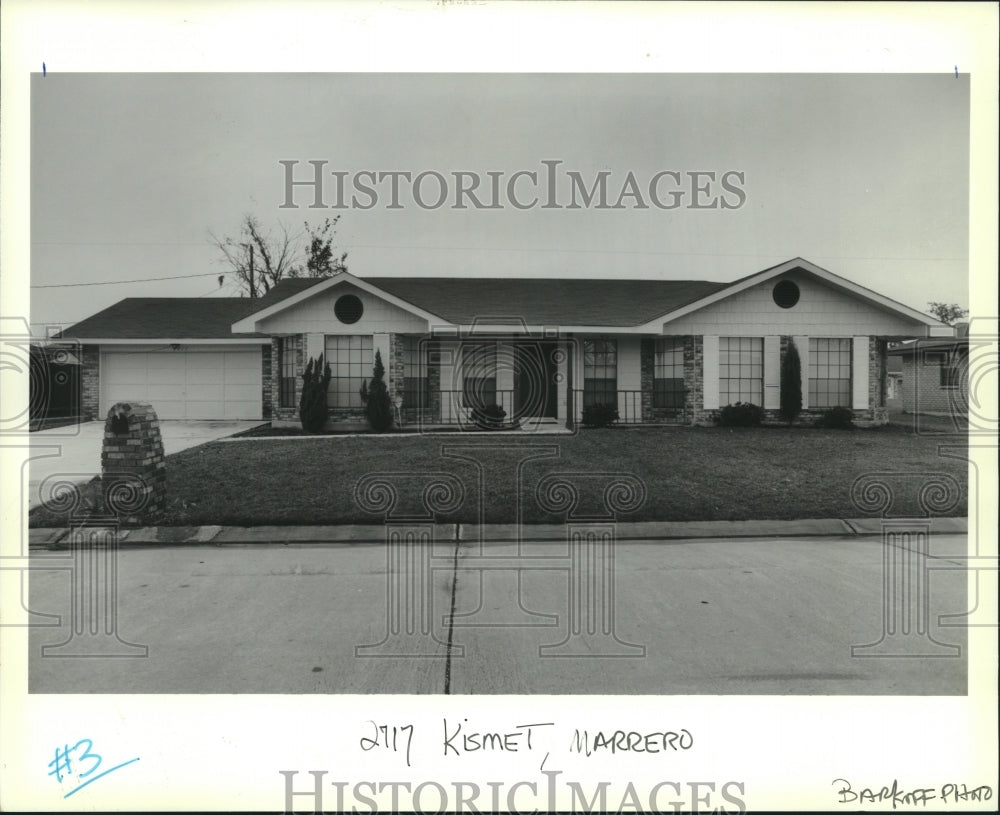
xmin=719 ymin=337 xmax=763 ymax=406
xmin=324 ymin=335 xmax=373 ymax=409
xmin=809 ymin=337 xmax=852 ymax=408
xmin=583 ymin=338 xmax=617 ymax=406
xmin=278 ymin=337 xmax=297 ymax=408
xmin=772 ymin=279 xmax=800 ymax=308
xmin=401 ymin=335 xmax=429 ymax=408
xmin=462 ymin=343 xmax=497 ymax=409
xmin=653 ymin=338 xmax=685 ymax=408
xmin=334 ymin=294 xmax=364 ymax=324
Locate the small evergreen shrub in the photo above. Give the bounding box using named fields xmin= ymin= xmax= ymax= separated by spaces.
xmin=815 ymin=406 xmax=856 ymax=429
xmin=780 ymin=339 xmax=802 ymax=424
xmin=471 ymin=403 xmax=507 ymax=429
xmin=715 ymin=402 xmax=764 ymax=427
xmin=360 ymin=350 xmax=394 ymax=432
xmin=581 ymin=403 xmax=619 ymax=428
xmin=299 ymin=354 xmax=331 ymax=433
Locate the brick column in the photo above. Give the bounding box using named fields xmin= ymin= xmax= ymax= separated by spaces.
xmin=80 ymin=345 xmax=100 ymax=421
xmin=388 ymin=333 xmax=406 ymax=403
xmin=101 ymin=401 xmax=166 ymax=524
xmin=261 ymin=343 xmax=273 ymax=419
xmin=639 ymin=339 xmax=654 ymax=422
xmin=686 ymin=335 xmax=705 ymax=425
xmin=868 ymin=336 xmax=888 ymax=424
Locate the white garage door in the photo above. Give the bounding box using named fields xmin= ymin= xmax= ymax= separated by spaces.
xmin=101 ymin=346 xmax=263 ymax=420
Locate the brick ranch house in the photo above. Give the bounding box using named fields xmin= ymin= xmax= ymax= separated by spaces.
xmin=888 ymin=323 xmax=969 ymax=417
xmin=57 ymin=258 xmax=954 ymax=430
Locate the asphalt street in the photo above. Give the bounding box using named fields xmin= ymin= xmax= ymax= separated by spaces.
xmin=27 ymin=534 xmax=969 ymax=695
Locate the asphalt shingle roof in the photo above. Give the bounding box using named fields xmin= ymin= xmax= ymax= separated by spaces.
xmin=60 ymin=276 xmax=733 ymax=339
xmin=57 ymin=298 xmax=266 ymax=340
xmin=365 ymin=278 xmax=730 ymax=326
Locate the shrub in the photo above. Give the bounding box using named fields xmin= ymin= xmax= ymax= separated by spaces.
xmin=359 ymin=350 xmax=394 ymax=432
xmin=581 ymin=403 xmax=619 ymax=428
xmin=780 ymin=339 xmax=802 ymax=424
xmin=299 ymin=354 xmax=331 ymax=433
xmin=815 ymin=406 xmax=856 ymax=429
xmin=471 ymin=403 xmax=507 ymax=429
xmin=715 ymin=402 xmax=764 ymax=427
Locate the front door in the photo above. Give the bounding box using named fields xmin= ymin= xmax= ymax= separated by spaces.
xmin=513 ymin=342 xmax=558 ymax=419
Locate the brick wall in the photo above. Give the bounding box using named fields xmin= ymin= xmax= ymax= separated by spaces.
xmin=261 ymin=344 xmax=272 ymax=419
xmin=639 ymin=339 xmax=653 ymax=421
xmin=270 ymin=335 xmax=305 ymax=424
xmin=868 ymin=337 xmax=888 ymax=423
xmin=902 ymin=346 xmax=967 ymax=417
xmin=80 ymin=345 xmax=100 ymax=421
xmin=685 ymin=335 xmax=703 ymax=426
xmin=388 ymin=333 xmax=405 ymax=402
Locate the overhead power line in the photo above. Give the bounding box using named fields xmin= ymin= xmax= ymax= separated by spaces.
xmin=31 ymin=272 xmax=223 ymax=289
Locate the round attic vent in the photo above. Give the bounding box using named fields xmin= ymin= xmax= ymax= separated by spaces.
xmin=772 ymin=279 xmax=800 ymax=309
xmin=334 ymin=294 xmax=364 ymax=324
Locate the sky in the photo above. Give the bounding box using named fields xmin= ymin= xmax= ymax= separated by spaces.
xmin=30 ymin=72 xmax=969 ymax=334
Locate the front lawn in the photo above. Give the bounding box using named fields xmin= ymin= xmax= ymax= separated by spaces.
xmin=29 ymin=423 xmax=969 ymax=527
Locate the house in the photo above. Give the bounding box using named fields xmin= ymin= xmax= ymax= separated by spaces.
xmin=888 ymin=323 xmax=969 ymax=417
xmin=28 ymin=343 xmax=81 ymax=427
xmin=886 ymin=351 xmax=903 ymax=407
xmin=56 ymin=257 xmax=954 ymax=429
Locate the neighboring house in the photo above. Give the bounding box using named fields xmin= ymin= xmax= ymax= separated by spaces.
xmin=56 ymin=257 xmax=954 ymax=429
xmin=28 ymin=343 xmax=81 ymax=427
xmin=888 ymin=323 xmax=970 ymax=416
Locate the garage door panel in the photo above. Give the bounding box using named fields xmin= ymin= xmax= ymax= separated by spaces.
xmin=143 ymin=384 xmax=194 ymax=402
xmin=186 ymin=364 xmax=227 ymax=384
xmin=187 ymin=384 xmax=227 ymax=401
xmin=146 ymin=400 xmax=186 ymax=419
xmin=223 ymin=368 xmax=260 ymax=385
xmin=184 ymin=400 xmax=227 ymax=420
xmin=223 ymin=383 xmax=260 ymax=401
xmin=101 ymin=347 xmax=262 ymax=420
xmin=223 ymin=401 xmax=261 ymax=420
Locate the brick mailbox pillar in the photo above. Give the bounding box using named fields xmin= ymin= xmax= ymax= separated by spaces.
xmin=101 ymin=401 xmax=166 ymax=524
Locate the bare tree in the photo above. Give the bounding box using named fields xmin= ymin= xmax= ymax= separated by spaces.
xmin=210 ymin=216 xmax=303 ymax=298
xmin=927 ymin=302 xmax=969 ymax=326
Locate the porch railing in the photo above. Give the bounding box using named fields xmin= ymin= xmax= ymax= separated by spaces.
xmin=573 ymin=389 xmax=644 ymax=424
xmin=396 ymin=389 xmax=517 ymax=426
xmin=395 ymin=388 xmax=685 ymax=427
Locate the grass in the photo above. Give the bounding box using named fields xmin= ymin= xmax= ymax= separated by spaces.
xmin=29 ymin=421 xmax=969 ymax=527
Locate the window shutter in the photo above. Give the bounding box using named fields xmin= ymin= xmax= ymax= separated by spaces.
xmin=764 ymin=335 xmax=780 ymax=409
xmin=702 ymin=335 xmax=719 ymax=409
xmin=852 ymin=336 xmax=869 ymax=409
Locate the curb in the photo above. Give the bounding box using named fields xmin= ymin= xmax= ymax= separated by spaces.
xmin=28 ymin=517 xmax=969 ymax=548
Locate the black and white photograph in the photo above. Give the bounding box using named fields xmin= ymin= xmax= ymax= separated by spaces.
xmin=2 ymin=2 xmax=996 ymax=812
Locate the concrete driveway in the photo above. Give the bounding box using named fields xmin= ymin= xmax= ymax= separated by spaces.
xmin=26 ymin=420 xmax=264 ymax=510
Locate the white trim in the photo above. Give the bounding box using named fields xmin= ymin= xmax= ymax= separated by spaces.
xmin=702 ymin=335 xmax=719 ymax=410
xmin=852 ymin=336 xmax=870 ymax=409
xmin=635 ymin=257 xmax=951 ymax=333
xmin=230 ymin=271 xmax=453 ymax=333
xmin=763 ymin=335 xmax=780 ymax=409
